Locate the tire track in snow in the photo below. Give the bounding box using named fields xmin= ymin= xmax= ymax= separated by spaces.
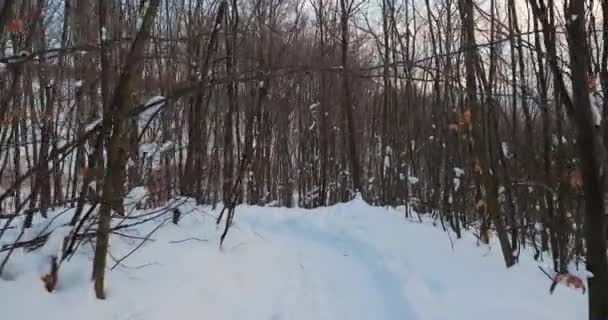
xmin=344 ymin=213 xmax=446 ymax=320
xmin=245 ymin=214 xmax=418 ymax=320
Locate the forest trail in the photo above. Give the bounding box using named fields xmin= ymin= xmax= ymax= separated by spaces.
xmin=1 ymin=198 xmax=585 ymax=320
xmin=108 ymin=198 xmax=418 ymax=320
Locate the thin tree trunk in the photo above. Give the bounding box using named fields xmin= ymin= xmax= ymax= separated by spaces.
xmin=92 ymin=0 xmax=161 ymax=299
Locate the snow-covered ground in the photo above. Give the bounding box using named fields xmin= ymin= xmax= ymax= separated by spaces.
xmin=0 ymin=198 xmax=586 ymax=319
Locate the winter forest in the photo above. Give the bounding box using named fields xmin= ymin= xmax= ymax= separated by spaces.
xmin=0 ymin=0 xmax=607 ymax=319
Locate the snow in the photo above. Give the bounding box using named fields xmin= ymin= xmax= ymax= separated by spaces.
xmin=501 ymin=142 xmax=511 ymax=159
xmin=139 ymin=141 xmax=172 ymax=170
xmin=41 ymin=226 xmax=71 ymax=257
xmin=591 ymin=94 xmax=602 ymax=126
xmin=75 ymin=80 xmax=83 ymax=88
xmin=101 ymin=27 xmax=108 ymax=41
xmin=123 ymin=186 xmax=149 ymax=213
xmin=453 ymin=167 xmax=465 ymax=191
xmin=453 ymin=178 xmax=461 ymax=191
xmin=144 ymin=95 xmax=166 ymax=109
xmin=453 ymin=167 xmax=465 ymax=177
xmin=140 ymin=1 xmax=150 ymax=14
xmin=571 ymin=267 xmax=594 ymax=280
xmin=140 ymin=96 xmax=166 ymax=127
xmin=85 ymin=118 xmax=102 ymax=132
xmin=0 ymin=199 xmax=585 ymax=319
xmin=140 ymin=142 xmax=157 ymax=154
xmin=159 ymin=141 xmax=173 ymax=152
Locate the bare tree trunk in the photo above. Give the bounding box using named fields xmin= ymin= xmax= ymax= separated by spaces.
xmin=92 ymin=0 xmax=161 ymax=299
xmin=458 ymin=0 xmax=514 ymax=267
xmin=183 ymin=0 xmax=226 ymax=199
xmin=339 ymin=0 xmax=362 ymax=196
xmin=565 ymin=1 xmax=608 ymax=318
xmin=223 ymin=0 xmax=237 ymax=205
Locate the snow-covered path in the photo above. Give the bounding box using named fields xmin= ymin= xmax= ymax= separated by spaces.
xmin=1 ymin=198 xmax=586 ymax=320
xmin=242 ymin=208 xmax=417 ymax=320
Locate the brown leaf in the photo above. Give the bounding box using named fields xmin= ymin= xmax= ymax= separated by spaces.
xmin=7 ymin=19 xmax=22 ymax=33
xmin=569 ymin=169 xmax=583 ymax=190
xmin=79 ymin=167 xmax=90 ymax=177
xmin=587 ymin=75 xmax=597 ymax=92
xmin=474 ymin=161 xmax=483 ymax=174
xmin=462 ymin=109 xmax=471 ymax=124
xmin=41 ymin=256 xmax=58 ymax=293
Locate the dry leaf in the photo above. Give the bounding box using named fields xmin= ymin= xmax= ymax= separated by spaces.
xmin=587 ymin=76 xmax=597 ymax=92
xmin=7 ymin=19 xmax=22 ymax=33
xmin=569 ymin=169 xmax=583 ymax=190
xmin=79 ymin=167 xmax=90 ymax=177
xmin=474 ymin=161 xmax=483 ymax=174
xmin=462 ymin=109 xmax=471 ymax=124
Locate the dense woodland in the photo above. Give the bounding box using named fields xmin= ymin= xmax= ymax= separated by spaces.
xmin=0 ymin=0 xmax=607 ymax=318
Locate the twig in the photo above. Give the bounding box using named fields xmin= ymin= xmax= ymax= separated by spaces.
xmin=110 ymin=219 xmax=168 ymax=271
xmin=125 ymin=262 xmax=162 ymax=270
xmin=168 ymin=237 xmax=208 ymax=244
xmin=445 ymin=225 xmax=456 ymax=252
xmin=538 ymin=265 xmax=559 ymax=294
xmin=113 ymin=231 xmax=156 ymax=242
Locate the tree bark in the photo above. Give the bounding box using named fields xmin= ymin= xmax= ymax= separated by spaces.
xmin=92 ymin=0 xmax=161 ymax=299
xmin=565 ymin=1 xmax=608 ymax=318
xmin=339 ymin=0 xmax=362 ymax=196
